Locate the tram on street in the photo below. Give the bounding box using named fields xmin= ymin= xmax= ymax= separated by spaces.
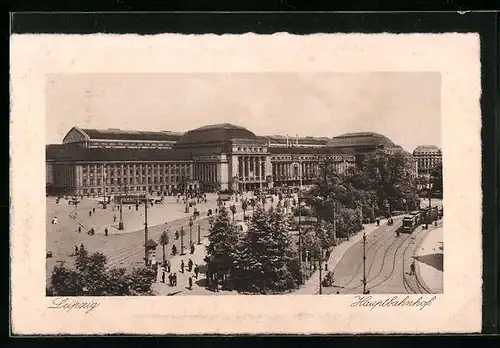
xmin=402 ymin=211 xmax=423 ymax=233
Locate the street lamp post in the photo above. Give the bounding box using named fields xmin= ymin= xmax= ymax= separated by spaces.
xmin=144 ymin=191 xmax=149 ymax=267
xmin=362 ymin=230 xmax=367 ymax=294
xmin=318 ymin=248 xmax=327 ymax=295
xmin=197 ymin=220 xmax=201 ymax=245
xmin=189 ymin=217 xmax=193 ymax=246
xmin=118 ymin=185 xmax=124 ymax=230
xmin=426 ymin=180 xmax=432 ymax=229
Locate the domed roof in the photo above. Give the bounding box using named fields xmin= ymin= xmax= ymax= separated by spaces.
xmin=326 ymin=132 xmax=396 ymax=148
xmin=176 ymin=123 xmax=257 ymax=145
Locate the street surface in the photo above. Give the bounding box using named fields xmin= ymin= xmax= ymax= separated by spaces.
xmin=47 ymin=193 xmax=443 ymax=296
xmin=323 ymin=218 xmax=442 ymax=295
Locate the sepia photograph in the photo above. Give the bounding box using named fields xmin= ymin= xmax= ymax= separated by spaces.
xmin=45 ymin=73 xmax=443 ymax=297
xmin=10 ymin=32 xmax=481 ymax=334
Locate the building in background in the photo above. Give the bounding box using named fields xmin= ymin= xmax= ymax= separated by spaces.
xmin=412 ymin=145 xmax=442 ymax=176
xmin=46 ymin=124 xmax=410 ymax=197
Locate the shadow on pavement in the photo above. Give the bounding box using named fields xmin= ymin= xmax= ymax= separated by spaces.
xmin=414 ymin=253 xmax=443 ymax=272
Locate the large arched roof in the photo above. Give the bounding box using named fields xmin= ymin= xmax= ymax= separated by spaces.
xmin=176 ymin=123 xmax=257 ymax=145
xmin=326 ymin=132 xmax=396 ymax=148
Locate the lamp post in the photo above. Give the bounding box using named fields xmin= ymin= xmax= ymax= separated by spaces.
xmin=144 ymin=191 xmax=149 ymax=267
xmin=197 ymin=220 xmax=201 ymax=245
xmin=318 ymin=248 xmax=327 ymax=295
xmin=298 ymin=193 xmax=304 ymax=285
xmin=362 ymin=229 xmax=367 ymax=294
xmin=189 ymin=217 xmax=193 ymax=246
xmin=118 ymin=185 xmax=124 ymax=230
xmin=425 ymin=180 xmax=433 ymax=229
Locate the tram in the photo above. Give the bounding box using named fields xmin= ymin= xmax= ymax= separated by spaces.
xmin=402 ymin=211 xmax=423 ymax=233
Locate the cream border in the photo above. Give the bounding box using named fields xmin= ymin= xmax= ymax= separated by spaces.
xmin=10 ymin=33 xmax=482 ymax=334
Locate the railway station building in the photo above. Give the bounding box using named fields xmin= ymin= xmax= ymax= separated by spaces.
xmin=46 ymin=123 xmax=405 ymax=197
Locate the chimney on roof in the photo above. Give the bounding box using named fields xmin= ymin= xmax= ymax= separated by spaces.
xmin=296 ymin=134 xmax=299 ymax=147
xmin=286 ymin=134 xmax=289 ymax=147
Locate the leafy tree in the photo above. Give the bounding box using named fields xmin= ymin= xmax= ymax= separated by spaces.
xmin=205 ymin=207 xmax=240 ymax=277
xmin=232 ymin=208 xmax=298 ymax=293
xmin=429 ymin=162 xmax=443 ymax=196
xmin=159 ymin=230 xmax=169 ymax=263
xmin=47 ymin=249 xmax=157 ymax=296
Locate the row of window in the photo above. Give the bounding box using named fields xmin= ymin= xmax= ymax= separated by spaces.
xmin=236 ymin=147 xmax=266 ymax=152
xmin=81 ymin=185 xmax=179 ymax=195
xmin=82 ymin=176 xmax=183 ymax=186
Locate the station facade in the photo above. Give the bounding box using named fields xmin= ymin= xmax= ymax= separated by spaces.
xmin=46 ymin=123 xmax=404 ymax=197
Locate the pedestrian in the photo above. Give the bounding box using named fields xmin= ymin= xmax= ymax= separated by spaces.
xmin=215 ymin=208 xmax=218 ymax=214
xmin=173 ymin=273 xmax=177 ymax=286
xmin=78 ymin=226 xmax=81 ymax=233
xmin=181 ymin=260 xmax=185 ymax=273
xmin=172 ymin=244 xmax=177 ymax=255
xmin=113 ymin=214 xmax=117 ymax=223
xmin=188 ymin=277 xmax=193 ymax=290
xmin=410 ymin=260 xmax=416 ymax=275
xmin=89 ymin=211 xmax=92 ymax=217
xmin=188 ymin=259 xmax=193 ymax=272
xmin=105 ymin=228 xmax=108 ymax=236
xmin=80 ymin=243 xmax=85 ymax=250
xmin=376 ymin=218 xmax=380 ymax=227
xmin=74 ymin=245 xmax=79 ymax=254
xmin=190 ymin=244 xmax=195 ymax=255
xmin=92 ymin=207 xmax=95 ymax=213
xmin=161 ymin=270 xmax=166 ymax=283
xmin=166 ymin=261 xmax=171 ymax=273
xmin=194 ymin=265 xmax=199 ymax=279
xmin=129 ymin=205 xmax=131 ymax=210
xmin=175 ymin=230 xmax=179 ymax=240
xmin=336 ymin=291 xmax=340 ymax=294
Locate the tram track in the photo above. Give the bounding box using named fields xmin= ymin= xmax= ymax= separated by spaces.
xmin=333 ymin=222 xmax=398 ymax=290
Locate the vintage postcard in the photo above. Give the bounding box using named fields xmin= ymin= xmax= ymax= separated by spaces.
xmin=10 ymin=33 xmax=482 ymax=334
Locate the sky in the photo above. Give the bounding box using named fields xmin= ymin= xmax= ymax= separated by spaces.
xmin=46 ymin=72 xmax=441 ymax=152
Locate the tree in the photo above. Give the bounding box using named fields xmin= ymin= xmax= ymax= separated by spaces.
xmin=429 ymin=162 xmax=443 ymax=196
xmin=159 ymin=230 xmax=169 ymax=264
xmin=205 ymin=207 xmax=240 ymax=280
xmin=355 ymin=151 xmax=416 ymax=215
xmin=47 ymin=249 xmax=156 ymax=296
xmin=232 ymin=207 xmax=298 ymax=294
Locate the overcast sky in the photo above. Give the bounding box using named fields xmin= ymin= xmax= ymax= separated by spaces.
xmin=46 ymin=72 xmax=441 ymax=152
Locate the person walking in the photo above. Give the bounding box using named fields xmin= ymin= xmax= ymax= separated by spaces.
xmin=105 ymin=228 xmax=108 ymax=237
xmin=188 ymin=277 xmax=193 ymax=290
xmin=194 ymin=265 xmax=199 ymax=279
xmin=78 ymin=226 xmax=81 ymax=233
xmin=172 ymin=244 xmax=177 ymax=255
xmin=188 ymin=259 xmax=193 ymax=272
xmin=410 ymin=260 xmax=416 ymax=275
xmin=173 ymin=273 xmax=177 ymax=286
xmin=181 ymin=260 xmax=185 ymax=273
xmin=175 ymin=230 xmax=179 ymax=240
xmin=376 ymin=218 xmax=380 ymax=227
xmin=92 ymin=207 xmax=95 ymax=213
xmin=113 ymin=214 xmax=117 ymax=223
xmin=166 ymin=260 xmax=171 ymax=273
xmin=161 ymin=270 xmax=166 ymax=283
xmin=80 ymin=243 xmax=85 ymax=251
xmin=89 ymin=211 xmax=92 ymax=217
xmin=74 ymin=245 xmax=79 ymax=254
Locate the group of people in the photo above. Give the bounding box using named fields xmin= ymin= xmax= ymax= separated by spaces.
xmin=160 ymin=258 xmax=200 ymax=291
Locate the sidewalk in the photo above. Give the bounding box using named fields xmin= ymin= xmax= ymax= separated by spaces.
xmin=415 ymin=224 xmax=443 ymax=293
xmin=294 ymin=218 xmax=392 ymax=295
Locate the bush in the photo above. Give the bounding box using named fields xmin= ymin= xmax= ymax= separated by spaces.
xmin=322 ymin=271 xmax=335 ymax=287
